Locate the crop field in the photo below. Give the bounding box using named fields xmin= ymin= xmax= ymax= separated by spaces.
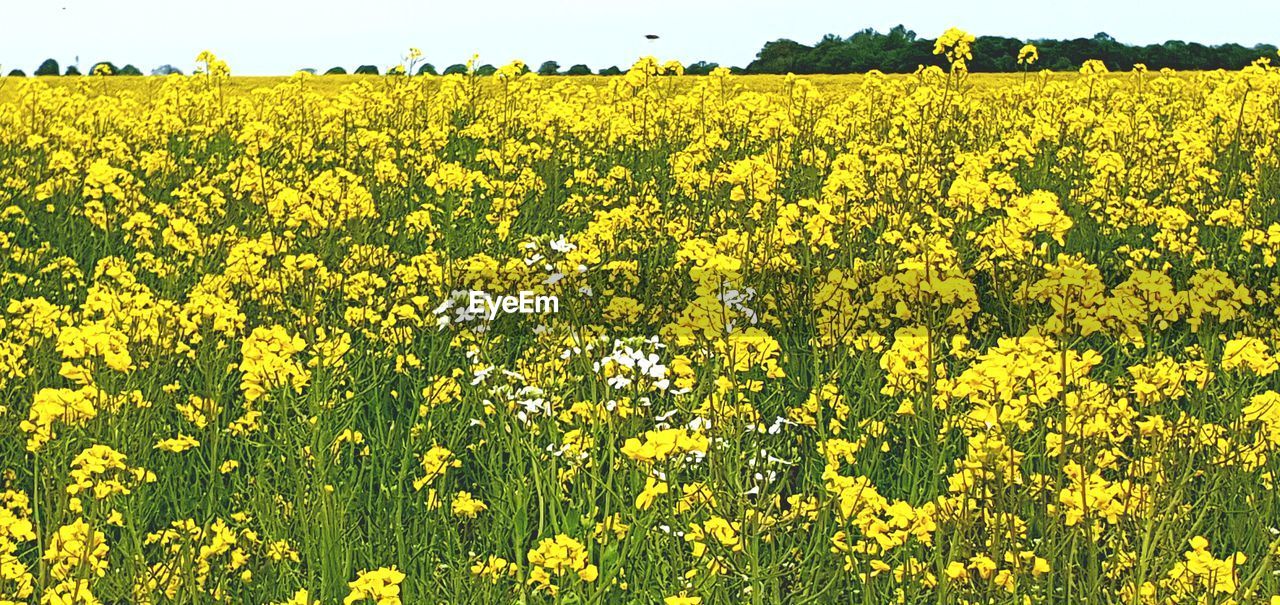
xmin=3 ymin=50 xmax=1280 ymax=605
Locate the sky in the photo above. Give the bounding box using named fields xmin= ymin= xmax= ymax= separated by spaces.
xmin=2 ymin=0 xmax=1279 ymax=75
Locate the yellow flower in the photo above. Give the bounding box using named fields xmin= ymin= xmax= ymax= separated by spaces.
xmin=44 ymin=518 xmax=109 ymax=580
xmin=450 ymin=491 xmax=488 ymax=518
xmin=665 ymin=594 xmax=702 ymax=605
xmin=344 ymin=567 xmax=406 ymax=605
xmin=273 ymin=589 xmax=320 ymax=605
xmin=154 ymin=434 xmax=200 ymax=453
xmin=470 ymin=555 xmax=518 ymax=583
xmin=413 ymin=446 xmax=460 ymax=491
xmin=1080 ymin=59 xmax=1109 ymax=75
xmin=635 ymin=476 xmax=669 ymax=510
xmin=1017 ymin=44 xmax=1038 ymax=65
xmin=527 ymin=534 xmax=598 ymax=592
xmin=933 ymin=27 xmax=975 ymax=68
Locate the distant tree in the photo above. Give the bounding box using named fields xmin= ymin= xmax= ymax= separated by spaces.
xmin=598 ymin=65 xmax=622 ymax=75
xmin=565 ymin=64 xmax=591 ymax=76
xmin=118 ymin=64 xmax=142 ymax=75
xmin=971 ymin=36 xmax=1022 ymax=71
xmin=65 ymin=65 xmax=81 ymax=76
xmin=736 ymin=25 xmax=1280 ymax=74
xmin=537 ymin=61 xmax=561 ymax=75
xmin=354 ymin=65 xmax=379 ymax=75
xmin=35 ymin=58 xmax=60 ymax=76
xmin=151 ymin=64 xmax=183 ymax=75
xmin=324 ymin=66 xmax=347 ymax=75
xmin=476 ymin=64 xmax=497 ymax=76
xmin=1047 ymin=56 xmax=1075 ymax=71
xmin=416 ymin=63 xmax=437 ymax=75
xmin=442 ymin=63 xmax=467 ymax=75
xmin=7 ymin=69 xmax=26 ymax=77
xmin=89 ymin=61 xmax=118 ymax=75
xmin=749 ymin=39 xmax=812 ymax=73
xmin=684 ymin=61 xmax=720 ymax=75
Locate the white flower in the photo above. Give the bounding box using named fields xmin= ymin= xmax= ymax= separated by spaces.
xmin=432 ymin=298 xmax=455 ymax=316
xmin=519 ymin=398 xmax=550 ymax=415
xmin=767 ymin=416 xmax=796 ymax=435
xmin=470 ymin=365 xmax=494 ymax=385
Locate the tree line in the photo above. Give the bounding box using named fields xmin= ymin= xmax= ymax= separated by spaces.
xmin=6 ymin=26 xmax=1277 ymax=78
xmin=746 ymin=26 xmax=1278 ymax=73
xmin=5 ymin=59 xmax=152 ymax=77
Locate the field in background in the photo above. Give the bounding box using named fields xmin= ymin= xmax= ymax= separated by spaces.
xmin=0 ymin=70 xmax=1104 ymax=102
xmin=2 ymin=57 xmax=1280 ymax=604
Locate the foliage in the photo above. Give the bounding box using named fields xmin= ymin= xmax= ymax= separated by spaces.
xmin=34 ymin=58 xmax=59 ymax=76
xmin=745 ymin=25 xmax=1279 ymax=73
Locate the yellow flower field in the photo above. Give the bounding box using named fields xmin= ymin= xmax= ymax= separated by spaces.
xmin=3 ymin=48 xmax=1280 ymax=604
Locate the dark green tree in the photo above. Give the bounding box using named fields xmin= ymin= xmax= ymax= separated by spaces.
xmin=442 ymin=63 xmax=467 ymax=75
xmin=598 ymin=66 xmax=623 ymax=75
xmin=742 ymin=26 xmax=1277 ymax=74
xmin=537 ymin=61 xmax=561 ymax=75
xmin=324 ymin=66 xmax=348 ymax=75
xmin=476 ymin=64 xmax=497 ymax=76
xmin=749 ymin=39 xmax=811 ymax=73
xmin=565 ymin=64 xmax=591 ymax=75
xmin=7 ymin=69 xmax=26 ymax=77
xmin=416 ymin=63 xmax=437 ymax=75
xmin=354 ymin=65 xmax=379 ymax=75
xmin=65 ymin=65 xmax=81 ymax=76
xmin=118 ymin=64 xmax=142 ymax=75
xmin=35 ymin=58 xmax=60 ymax=76
xmin=684 ymin=61 xmax=719 ymax=75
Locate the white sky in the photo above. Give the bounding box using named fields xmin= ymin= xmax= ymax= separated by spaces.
xmin=2 ymin=0 xmax=1278 ymax=75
